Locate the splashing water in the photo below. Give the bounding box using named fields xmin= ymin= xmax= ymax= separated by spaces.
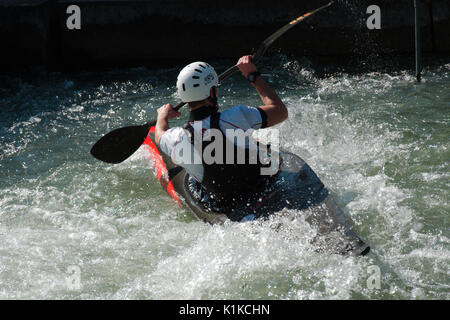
xmin=0 ymin=57 xmax=449 ymax=299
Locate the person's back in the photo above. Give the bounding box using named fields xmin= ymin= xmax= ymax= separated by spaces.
xmin=154 ymin=56 xmax=288 ymax=203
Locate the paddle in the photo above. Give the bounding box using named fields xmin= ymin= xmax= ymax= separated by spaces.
xmin=90 ymin=1 xmax=334 ymax=164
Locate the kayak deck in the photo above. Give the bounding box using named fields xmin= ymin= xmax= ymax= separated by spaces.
xmin=143 ymin=127 xmax=370 ymax=256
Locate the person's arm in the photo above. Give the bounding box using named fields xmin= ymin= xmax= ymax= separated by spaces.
xmin=236 ymin=55 xmax=288 ymax=127
xmin=155 ymin=103 xmax=181 ymax=145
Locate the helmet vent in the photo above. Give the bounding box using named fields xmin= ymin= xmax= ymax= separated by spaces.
xmin=193 ymin=84 xmax=200 ymax=87
xmin=192 ymin=76 xmax=200 ymax=79
xmin=199 ymin=64 xmax=206 ymax=69
xmin=182 ymin=83 xmax=186 ymax=91
xmin=194 ymin=69 xmax=202 ymax=73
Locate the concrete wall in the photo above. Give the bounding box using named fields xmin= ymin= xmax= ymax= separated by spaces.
xmin=1 ymin=0 xmax=449 ymax=71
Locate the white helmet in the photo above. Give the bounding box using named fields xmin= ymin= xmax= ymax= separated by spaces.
xmin=176 ymin=62 xmax=219 ymax=103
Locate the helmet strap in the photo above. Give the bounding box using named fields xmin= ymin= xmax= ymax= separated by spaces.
xmin=207 ymin=86 xmax=218 ymax=112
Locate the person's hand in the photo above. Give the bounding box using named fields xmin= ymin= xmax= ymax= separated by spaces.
xmin=157 ymin=104 xmax=181 ymax=120
xmin=237 ymin=55 xmax=258 ymax=79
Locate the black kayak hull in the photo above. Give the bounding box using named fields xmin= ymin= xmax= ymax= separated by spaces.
xmin=143 ymin=127 xmax=370 ymax=256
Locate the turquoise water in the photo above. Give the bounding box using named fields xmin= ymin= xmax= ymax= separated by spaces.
xmin=0 ymin=55 xmax=449 ymax=299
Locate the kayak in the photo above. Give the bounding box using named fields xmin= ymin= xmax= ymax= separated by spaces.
xmin=142 ymin=126 xmax=370 ymax=256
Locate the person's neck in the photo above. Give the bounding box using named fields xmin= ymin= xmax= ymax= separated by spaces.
xmin=189 ymin=101 xmax=213 ymax=112
xmin=188 ymin=102 xmax=217 ymax=121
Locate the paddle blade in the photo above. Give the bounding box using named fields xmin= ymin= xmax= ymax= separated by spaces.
xmin=90 ymin=122 xmax=155 ymax=164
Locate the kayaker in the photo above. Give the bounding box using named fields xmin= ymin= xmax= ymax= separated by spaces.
xmin=154 ymin=55 xmax=288 ymax=204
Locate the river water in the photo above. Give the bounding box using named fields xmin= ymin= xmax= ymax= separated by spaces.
xmin=0 ymin=55 xmax=448 ymax=299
